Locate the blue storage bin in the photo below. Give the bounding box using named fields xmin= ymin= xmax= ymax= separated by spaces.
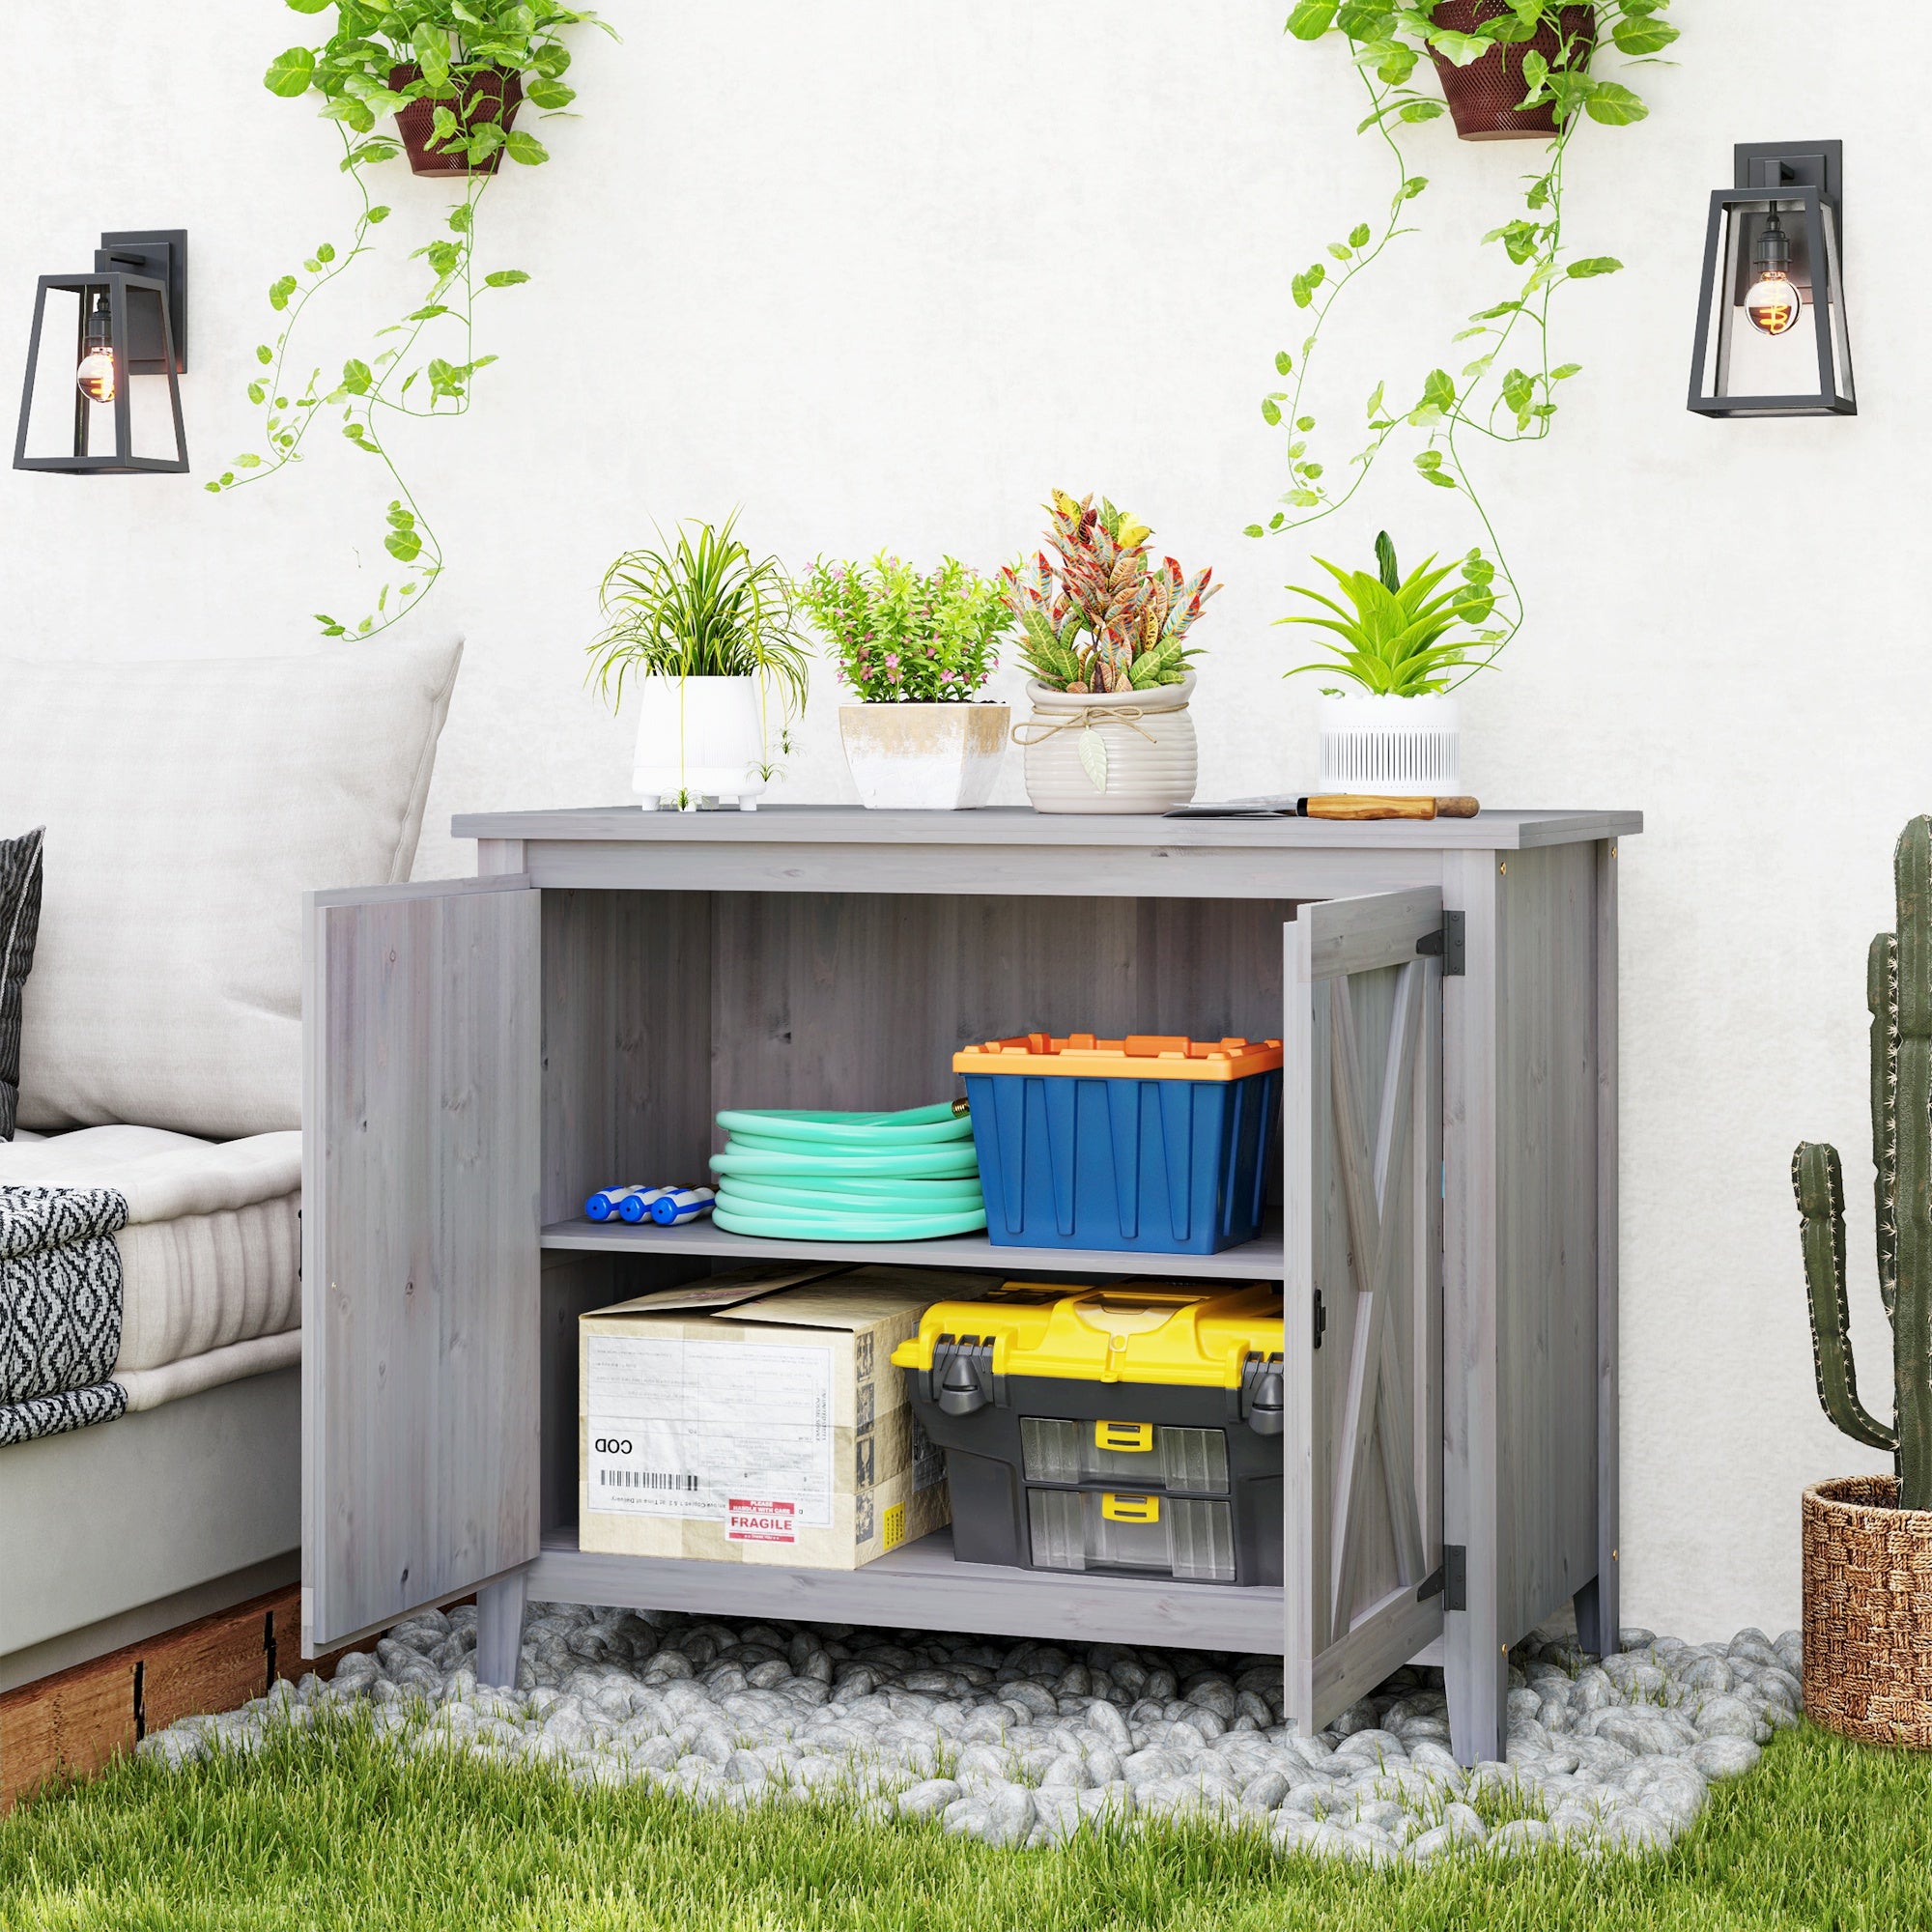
xmin=954 ymin=1033 xmax=1283 ymax=1254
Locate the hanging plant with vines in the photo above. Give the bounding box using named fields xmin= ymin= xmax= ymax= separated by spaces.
xmin=1251 ymin=1 xmax=1676 ymax=681
xmin=213 ymin=2 xmax=609 ymax=640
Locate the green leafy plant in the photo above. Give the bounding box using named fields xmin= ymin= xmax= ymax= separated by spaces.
xmin=1250 ymin=1 xmax=1675 ymax=679
xmin=1277 ymin=529 xmax=1496 ymax=695
xmin=1000 ymin=491 xmax=1220 ymax=696
xmin=1794 ymin=817 xmax=1932 ymax=1511
xmin=797 ymin=556 xmax=1012 ymax=703
xmin=215 ymin=1 xmax=609 ymax=639
xmin=587 ymin=516 xmax=812 ymax=767
xmin=1286 ymin=2 xmax=1673 ymax=133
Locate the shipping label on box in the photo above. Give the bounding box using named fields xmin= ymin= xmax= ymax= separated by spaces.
xmin=584 ymin=1334 xmax=833 ymax=1527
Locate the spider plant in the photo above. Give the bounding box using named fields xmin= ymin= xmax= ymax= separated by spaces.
xmin=1276 ymin=530 xmax=1500 ymax=696
xmin=586 ymin=513 xmax=812 ymax=722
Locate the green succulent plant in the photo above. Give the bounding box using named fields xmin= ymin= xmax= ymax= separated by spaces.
xmin=1275 ymin=530 xmax=1498 ymax=696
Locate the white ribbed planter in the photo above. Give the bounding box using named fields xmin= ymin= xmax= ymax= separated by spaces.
xmin=1317 ymin=694 xmax=1461 ymax=798
xmin=1017 ymin=670 xmax=1197 ymax=814
xmin=630 ymin=676 xmax=771 ymax=810
xmin=838 ymin=702 xmax=1008 ymax=810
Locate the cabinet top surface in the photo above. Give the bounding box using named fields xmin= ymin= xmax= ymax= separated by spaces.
xmin=453 ymin=804 xmax=1640 ymax=853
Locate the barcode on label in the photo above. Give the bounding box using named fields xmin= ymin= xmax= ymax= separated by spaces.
xmin=599 ymin=1470 xmax=699 ymax=1492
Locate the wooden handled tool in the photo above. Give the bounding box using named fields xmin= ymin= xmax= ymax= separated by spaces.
xmin=1300 ymin=795 xmax=1479 ymax=821
xmin=1160 ymin=795 xmax=1481 ymax=820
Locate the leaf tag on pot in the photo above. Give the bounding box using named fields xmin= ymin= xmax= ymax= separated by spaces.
xmin=1077 ymin=723 xmax=1109 ymax=794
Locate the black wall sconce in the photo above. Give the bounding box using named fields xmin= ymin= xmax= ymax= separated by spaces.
xmin=1689 ymin=143 xmax=1853 ymax=419
xmin=13 ymin=229 xmax=188 ymax=473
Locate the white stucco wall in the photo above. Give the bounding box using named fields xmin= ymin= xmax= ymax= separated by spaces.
xmin=2 ymin=1 xmax=1915 ymax=1641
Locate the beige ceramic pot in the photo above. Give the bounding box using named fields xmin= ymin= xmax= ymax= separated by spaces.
xmin=838 ymin=702 xmax=1009 ymax=810
xmin=1015 ymin=670 xmax=1197 ymax=814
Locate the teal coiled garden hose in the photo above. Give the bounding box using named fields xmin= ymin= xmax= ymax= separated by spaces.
xmin=709 ymin=1101 xmax=987 ymax=1240
xmin=715 ymin=1103 xmax=973 ymax=1147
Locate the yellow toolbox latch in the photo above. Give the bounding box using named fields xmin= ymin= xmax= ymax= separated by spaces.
xmin=1094 ymin=1420 xmax=1154 ymax=1452
xmin=1100 ymin=1492 xmax=1160 ymax=1523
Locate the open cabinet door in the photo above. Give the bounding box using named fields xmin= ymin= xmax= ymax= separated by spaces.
xmin=1283 ymin=888 xmax=1444 ymax=1734
xmin=302 ymin=876 xmax=542 ymax=1654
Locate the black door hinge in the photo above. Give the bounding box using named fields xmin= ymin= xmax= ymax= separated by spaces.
xmin=1417 ymin=911 xmax=1465 ymax=976
xmin=1312 ymin=1289 xmax=1327 ymax=1350
xmin=1417 ymin=1543 xmax=1468 ymax=1611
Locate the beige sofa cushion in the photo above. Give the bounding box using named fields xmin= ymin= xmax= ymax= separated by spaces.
xmin=0 ymin=1122 xmax=300 ymax=1363
xmin=0 ymin=637 xmax=461 ymax=1139
xmin=0 ymin=1123 xmax=301 ymax=1411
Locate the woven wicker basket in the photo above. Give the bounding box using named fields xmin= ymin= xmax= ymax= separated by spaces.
xmin=387 ymin=64 xmax=524 ymax=176
xmin=1802 ymin=1475 xmax=1932 ymax=1747
xmin=1426 ymin=2 xmax=1596 ymax=142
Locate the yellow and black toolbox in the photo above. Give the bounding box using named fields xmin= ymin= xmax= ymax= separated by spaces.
xmin=891 ymin=1280 xmax=1285 ymax=1586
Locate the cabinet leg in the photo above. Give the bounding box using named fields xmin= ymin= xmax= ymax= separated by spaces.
xmin=1445 ymin=1618 xmax=1508 ymax=1767
xmin=475 ymin=1568 xmax=529 ymax=1689
xmin=1574 ymin=1571 xmax=1619 ymax=1660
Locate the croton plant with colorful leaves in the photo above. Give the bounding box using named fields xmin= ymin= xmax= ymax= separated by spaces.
xmin=1001 ymin=492 xmax=1221 ymax=696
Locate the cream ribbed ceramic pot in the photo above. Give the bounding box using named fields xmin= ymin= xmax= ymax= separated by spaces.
xmin=1016 ymin=669 xmax=1198 ymax=814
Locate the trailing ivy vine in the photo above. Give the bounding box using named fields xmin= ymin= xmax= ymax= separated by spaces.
xmin=1251 ymin=1 xmax=1676 ymax=680
xmin=213 ymin=2 xmax=605 ymax=640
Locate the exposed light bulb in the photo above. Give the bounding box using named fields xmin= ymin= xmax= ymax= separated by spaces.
xmin=75 ymin=348 xmax=116 ymax=403
xmin=1746 ymin=270 xmax=1803 ymax=337
xmin=75 ymin=294 xmax=115 ymax=403
xmin=1744 ymin=206 xmax=1804 ymax=338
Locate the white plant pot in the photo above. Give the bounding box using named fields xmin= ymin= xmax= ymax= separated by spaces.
xmin=1017 ymin=670 xmax=1198 ymax=814
xmin=1316 ymin=693 xmax=1461 ymax=798
xmin=838 ymin=702 xmax=1009 ymax=810
xmin=630 ymin=676 xmax=771 ymax=810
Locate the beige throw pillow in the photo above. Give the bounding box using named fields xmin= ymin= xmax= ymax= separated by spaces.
xmin=0 ymin=636 xmax=462 ymax=1139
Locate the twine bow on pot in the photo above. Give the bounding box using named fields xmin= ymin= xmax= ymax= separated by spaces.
xmin=1010 ymin=704 xmax=1157 ymax=794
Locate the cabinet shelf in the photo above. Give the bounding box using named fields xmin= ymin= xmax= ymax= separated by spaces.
xmin=528 ymin=1526 xmax=1288 ymax=1652
xmin=537 ymin=1213 xmax=1288 ymax=1282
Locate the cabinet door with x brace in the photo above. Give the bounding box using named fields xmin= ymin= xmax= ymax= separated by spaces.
xmin=1281 ymin=888 xmax=1444 ymax=1736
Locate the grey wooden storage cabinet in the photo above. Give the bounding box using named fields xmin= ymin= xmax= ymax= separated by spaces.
xmin=301 ymin=806 xmax=1635 ymax=1766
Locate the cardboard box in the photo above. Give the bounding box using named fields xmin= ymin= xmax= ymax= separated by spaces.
xmin=579 ymin=1264 xmax=997 ymax=1568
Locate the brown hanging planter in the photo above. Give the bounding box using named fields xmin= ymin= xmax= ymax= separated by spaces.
xmin=1803 ymin=1476 xmax=1932 ymax=1748
xmin=387 ymin=64 xmax=524 ymax=176
xmin=1426 ymin=2 xmax=1595 ymax=142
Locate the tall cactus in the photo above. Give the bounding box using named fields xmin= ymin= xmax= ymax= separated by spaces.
xmin=1795 ymin=816 xmax=1932 ymax=1510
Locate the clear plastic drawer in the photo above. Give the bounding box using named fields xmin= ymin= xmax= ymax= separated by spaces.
xmin=1019 ymin=1416 xmax=1231 ymax=1492
xmin=1026 ymin=1488 xmax=1237 ymax=1582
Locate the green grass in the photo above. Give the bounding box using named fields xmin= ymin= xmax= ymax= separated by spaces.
xmin=1 ymin=1719 xmax=1927 ymax=1931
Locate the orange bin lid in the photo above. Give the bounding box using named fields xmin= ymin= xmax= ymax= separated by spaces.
xmin=953 ymin=1033 xmax=1284 ymax=1082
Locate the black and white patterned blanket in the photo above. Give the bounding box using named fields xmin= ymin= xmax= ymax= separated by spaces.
xmin=0 ymin=1185 xmax=129 ymax=1446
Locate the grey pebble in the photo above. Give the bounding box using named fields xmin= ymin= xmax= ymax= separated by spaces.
xmin=1689 ymin=1735 xmax=1761 ymax=1779
xmin=1602 ymin=1805 xmax=1673 ymax=1853
xmin=895 ymin=1777 xmax=960 ymax=1818
xmin=1690 ymin=1694 xmax=1764 ymax=1743
xmin=1490 ymin=1817 xmax=1556 ymax=1857
xmin=1272 ymin=1816 xmax=1353 ymax=1858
